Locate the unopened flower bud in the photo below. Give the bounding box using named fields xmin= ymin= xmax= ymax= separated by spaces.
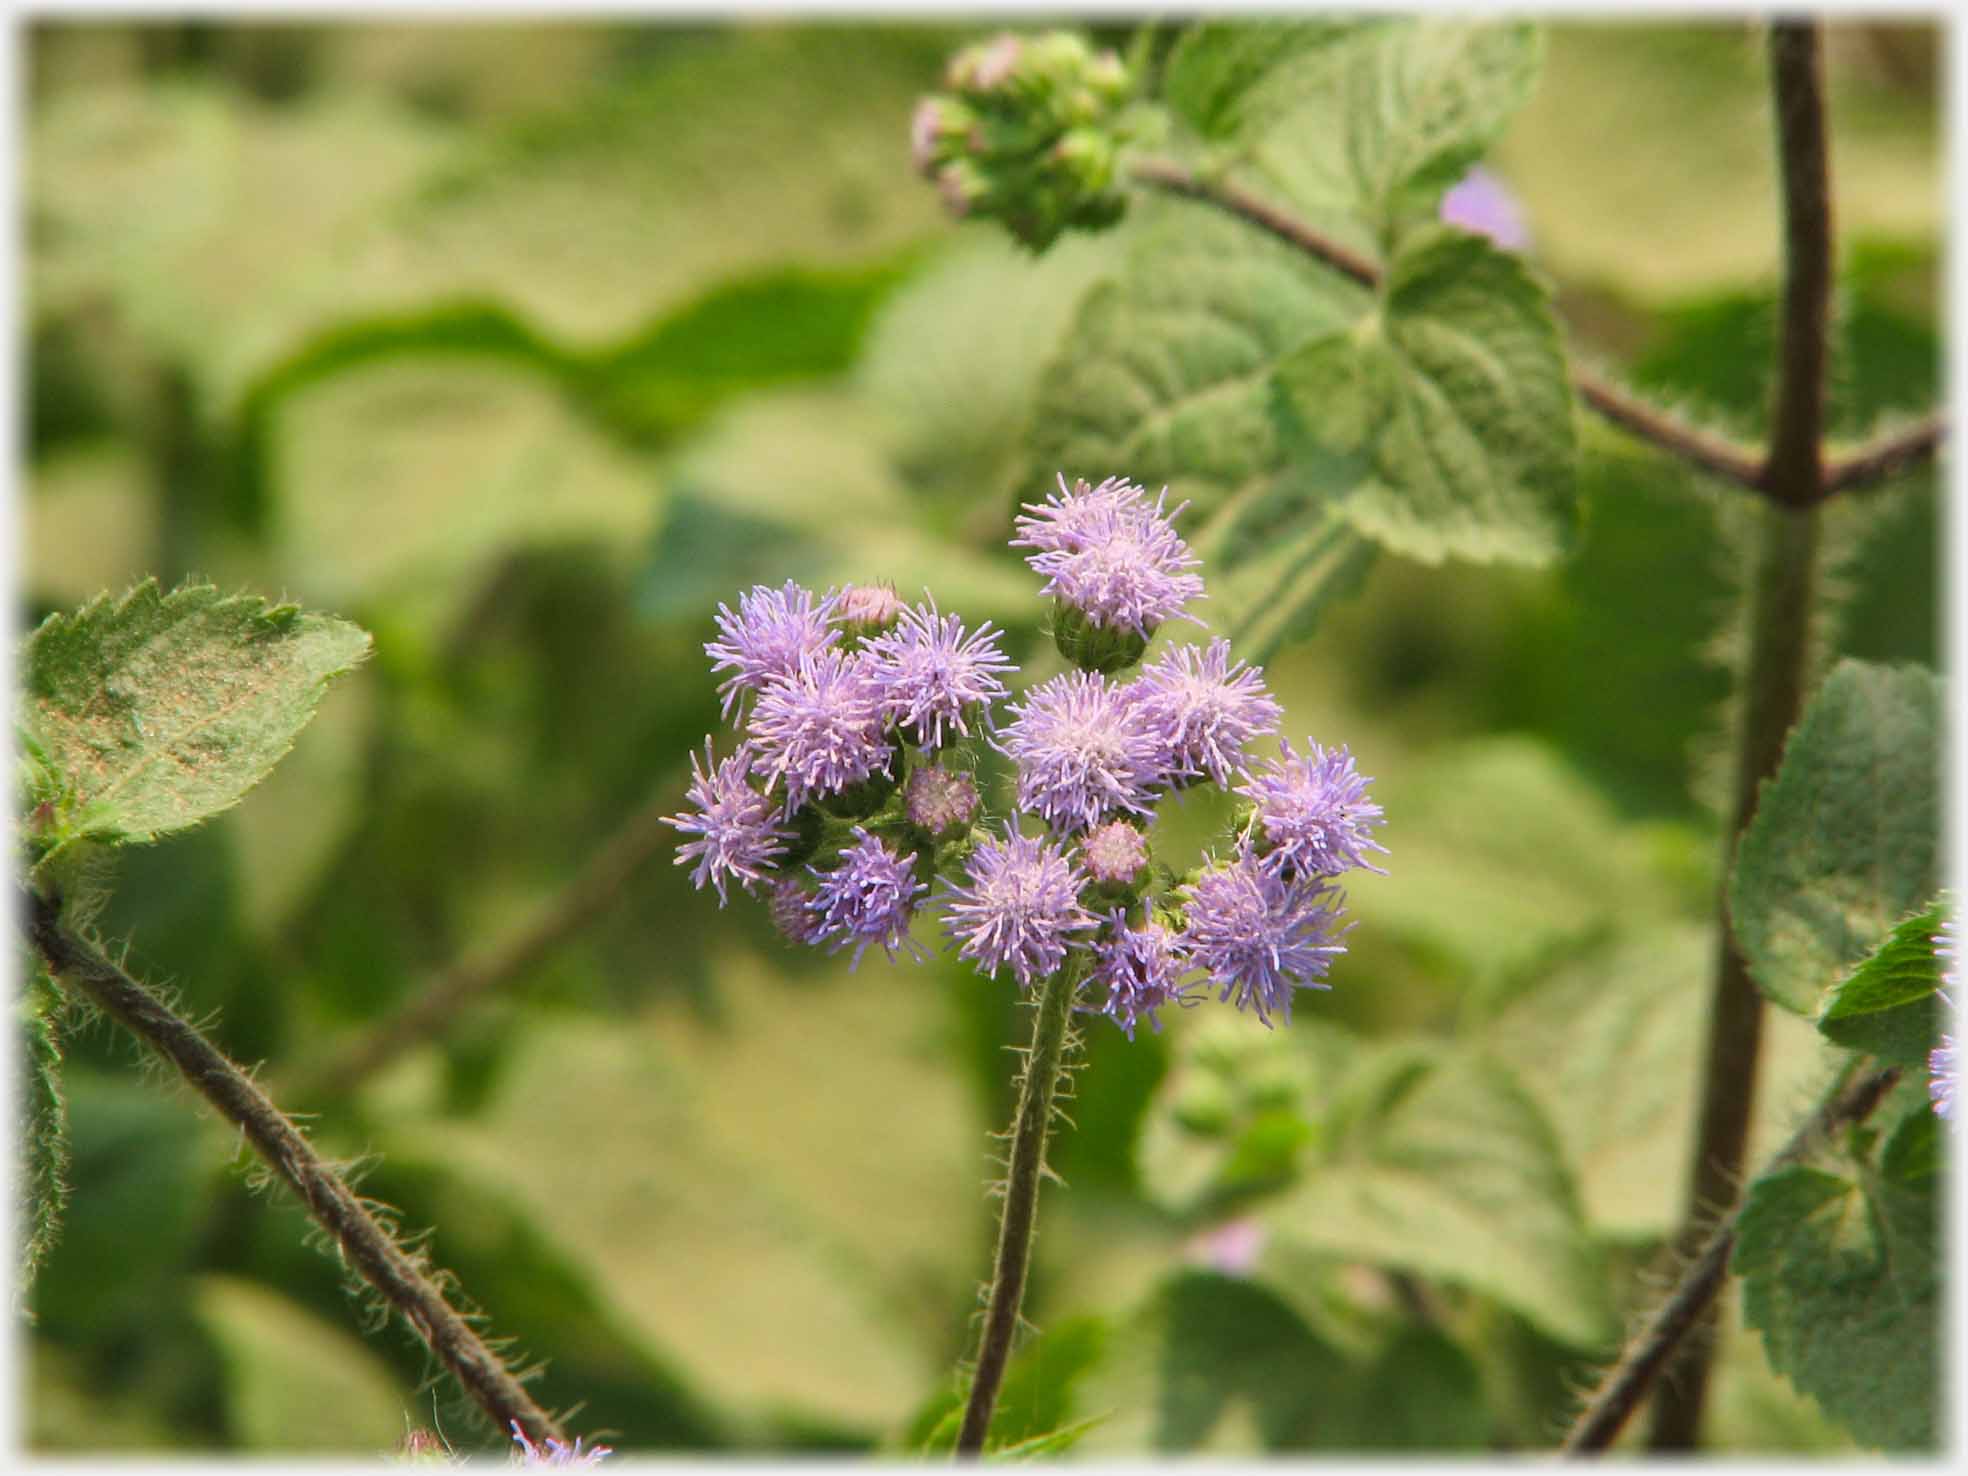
xmin=837 ymin=582 xmax=905 ymax=640
xmin=911 ymin=96 xmax=975 ymax=176
xmin=395 ymin=1429 xmax=453 ymax=1465
xmin=1051 ymin=600 xmax=1149 ymax=675
xmin=905 ymin=764 xmax=980 ymax=840
xmin=1081 ymin=818 xmax=1148 ymax=888
xmin=1050 ymin=128 xmax=1115 ymax=194
xmin=935 ymin=158 xmax=991 ymax=218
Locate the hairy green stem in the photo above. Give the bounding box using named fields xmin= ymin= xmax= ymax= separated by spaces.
xmin=1562 ymin=1062 xmax=1900 ymax=1455
xmin=23 ymin=889 xmax=565 ymax=1449
xmin=955 ymin=958 xmax=1084 ymax=1458
xmin=1648 ymin=20 xmax=1833 ymax=1450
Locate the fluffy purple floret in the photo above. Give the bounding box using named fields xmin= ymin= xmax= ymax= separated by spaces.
xmin=867 ymin=594 xmax=1016 ymax=748
xmin=512 ymin=1421 xmax=612 ymax=1468
xmin=941 ymin=826 xmax=1096 ymax=987
xmin=1014 ymin=474 xmax=1206 ymax=637
xmin=997 ymin=670 xmax=1163 ymax=834
xmin=807 ymin=829 xmax=928 ymax=967
xmin=1439 ymin=166 xmax=1532 ymax=252
xmin=1132 ymin=638 xmax=1283 ymax=786
xmin=1180 ymin=852 xmax=1347 ymax=1026
xmin=1081 ymin=819 xmax=1148 ymax=886
xmin=1091 ymin=911 xmax=1196 ymax=1039
xmin=704 ymin=581 xmax=841 ymax=721
xmin=749 ymin=649 xmax=892 ymax=812
xmin=664 ymin=740 xmax=790 ymax=904
xmin=1238 ymin=738 xmax=1387 ymax=881
xmin=768 ymin=879 xmax=826 ymax=946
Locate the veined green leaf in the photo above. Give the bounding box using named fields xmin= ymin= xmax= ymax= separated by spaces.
xmin=1817 ymin=902 xmax=1949 ymax=1066
xmin=20 ymin=581 xmax=369 ymax=855
xmin=1730 ymin=660 xmax=1943 ymax=1015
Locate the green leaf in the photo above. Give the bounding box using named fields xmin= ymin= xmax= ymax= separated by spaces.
xmin=1817 ymin=902 xmax=1949 ymax=1066
xmin=1259 ymin=1040 xmax=1615 ymax=1349
xmin=1734 ymin=1093 xmax=1940 ymax=1451
xmin=17 ymin=967 xmax=70 ymax=1291
xmin=1730 ymin=660 xmax=1944 ymax=1015
xmin=908 ymin=1317 xmax=1109 ymax=1457
xmin=191 ymin=1276 xmax=409 ymax=1452
xmin=1164 ymin=20 xmax=1542 ymax=237
xmin=987 ymin=1413 xmax=1112 ymax=1460
xmin=1274 ymin=227 xmax=1578 ymax=566
xmin=20 ymin=581 xmax=370 ymax=855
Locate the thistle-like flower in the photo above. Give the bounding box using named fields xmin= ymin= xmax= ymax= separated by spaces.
xmin=866 ymin=595 xmax=1016 ymax=749
xmin=808 ymin=829 xmax=928 ymax=967
xmin=1180 ymin=851 xmax=1348 ymax=1026
xmin=1237 ymin=738 xmax=1387 ymax=881
xmin=1131 ymin=638 xmax=1283 ymax=786
xmin=1091 ymin=911 xmax=1195 ymax=1038
xmin=510 ymin=1422 xmax=611 ymax=1468
xmin=997 ymin=669 xmax=1162 ymax=833
xmin=665 ymin=740 xmax=790 ymax=903
xmin=749 ymin=649 xmax=892 ymax=812
xmin=941 ymin=825 xmax=1095 ymax=987
xmin=1016 ymin=475 xmax=1205 ymax=640
xmin=704 ymin=580 xmax=840 ymax=721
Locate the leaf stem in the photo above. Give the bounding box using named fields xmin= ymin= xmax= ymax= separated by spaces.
xmin=293 ymin=777 xmax=684 ymax=1098
xmin=955 ymin=958 xmax=1084 ymax=1458
xmin=22 ymin=888 xmax=565 ymax=1450
xmin=1647 ymin=23 xmax=1833 ymax=1448
xmin=1561 ymin=1062 xmax=1900 ymax=1455
xmin=1124 ymin=155 xmax=1943 ymax=499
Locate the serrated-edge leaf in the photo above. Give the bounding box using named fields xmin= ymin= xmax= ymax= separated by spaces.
xmin=1817 ymin=902 xmax=1947 ymax=1066
xmin=1161 ymin=20 xmax=1386 ymax=140
xmin=22 ymin=580 xmax=371 ymax=853
xmin=1731 ymin=660 xmax=1944 ymax=1016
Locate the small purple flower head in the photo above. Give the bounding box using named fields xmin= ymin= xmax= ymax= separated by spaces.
xmin=704 ymin=581 xmax=840 ymax=721
xmin=807 ymin=829 xmax=928 ymax=967
xmin=1081 ymin=819 xmax=1148 ymax=887
xmin=749 ymin=649 xmax=892 ymax=812
xmin=665 ymin=740 xmax=790 ymax=904
xmin=905 ymin=763 xmax=980 ymax=838
xmin=1179 ymin=852 xmax=1348 ymax=1027
xmin=1091 ymin=911 xmax=1195 ymax=1039
xmin=867 ymin=595 xmax=1016 ymax=748
xmin=511 ymin=1422 xmax=611 ymax=1468
xmin=941 ymin=825 xmax=1096 ymax=987
xmin=768 ymin=878 xmax=826 ymax=946
xmin=997 ymin=670 xmax=1163 ymax=834
xmin=1131 ymin=638 xmax=1283 ymax=786
xmin=1439 ymin=165 xmax=1532 ymax=252
xmin=837 ymin=582 xmax=906 ymax=636
xmin=1014 ymin=474 xmax=1206 ymax=639
xmin=1186 ymin=1217 xmax=1265 ymax=1277
xmin=1238 ymin=739 xmax=1387 ymax=881
xmin=1932 ymin=919 xmax=1959 ymax=1124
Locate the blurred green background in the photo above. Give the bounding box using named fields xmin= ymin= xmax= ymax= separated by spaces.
xmin=20 ymin=17 xmax=1941 ymax=1456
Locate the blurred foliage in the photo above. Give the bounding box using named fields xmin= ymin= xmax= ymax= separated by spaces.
xmin=19 ymin=15 xmax=1939 ymax=1459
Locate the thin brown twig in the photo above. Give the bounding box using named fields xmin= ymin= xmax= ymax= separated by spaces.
xmin=1125 ymin=156 xmax=1942 ymax=500
xmin=294 ymin=780 xmax=686 ymax=1099
xmin=1561 ymin=1062 xmax=1900 ymax=1455
xmin=23 ymin=888 xmax=565 ymax=1450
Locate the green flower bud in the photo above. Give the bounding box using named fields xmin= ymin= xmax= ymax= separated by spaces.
xmin=1052 ymin=599 xmax=1149 ymax=674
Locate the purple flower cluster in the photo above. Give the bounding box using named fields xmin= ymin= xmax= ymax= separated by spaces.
xmin=511 ymin=1422 xmax=611 ymax=1469
xmin=1014 ymin=475 xmax=1205 ymax=638
xmin=667 ymin=466 xmax=1386 ymax=1042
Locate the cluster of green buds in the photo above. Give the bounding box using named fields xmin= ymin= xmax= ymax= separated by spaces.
xmin=910 ymin=30 xmax=1133 ymax=250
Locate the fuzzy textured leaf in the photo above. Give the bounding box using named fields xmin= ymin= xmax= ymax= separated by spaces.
xmin=21 ymin=581 xmax=370 ymax=854
xmin=1274 ymin=227 xmax=1578 ymax=566
xmin=18 ymin=969 xmax=70 ymax=1291
xmin=1735 ymin=1095 xmax=1940 ymax=1451
xmin=1730 ymin=661 xmax=1943 ymax=1015
xmin=1817 ymin=902 xmax=1948 ymax=1066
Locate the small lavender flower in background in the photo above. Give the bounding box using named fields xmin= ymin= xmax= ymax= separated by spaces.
xmin=942 ymin=826 xmax=1095 ymax=987
xmin=808 ymin=829 xmax=928 ymax=967
xmin=749 ymin=649 xmax=892 ymax=812
xmin=665 ymin=740 xmax=790 ymax=904
xmin=1439 ymin=165 xmax=1532 ymax=252
xmin=998 ymin=669 xmax=1163 ymax=833
xmin=1932 ymin=918 xmax=1958 ymax=1124
xmin=1017 ymin=476 xmax=1206 ymax=640
xmin=1091 ymin=911 xmax=1195 ymax=1038
xmin=1081 ymin=818 xmax=1148 ymax=887
xmin=704 ymin=581 xmax=840 ymax=721
xmin=1181 ymin=852 xmax=1348 ymax=1027
xmin=1186 ymin=1217 xmax=1265 ymax=1277
xmin=905 ymin=763 xmax=980 ymax=839
xmin=1131 ymin=638 xmax=1283 ymax=786
xmin=1238 ymin=739 xmax=1387 ymax=881
xmin=867 ymin=595 xmax=1016 ymax=748
xmin=510 ymin=1422 xmax=611 ymax=1468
